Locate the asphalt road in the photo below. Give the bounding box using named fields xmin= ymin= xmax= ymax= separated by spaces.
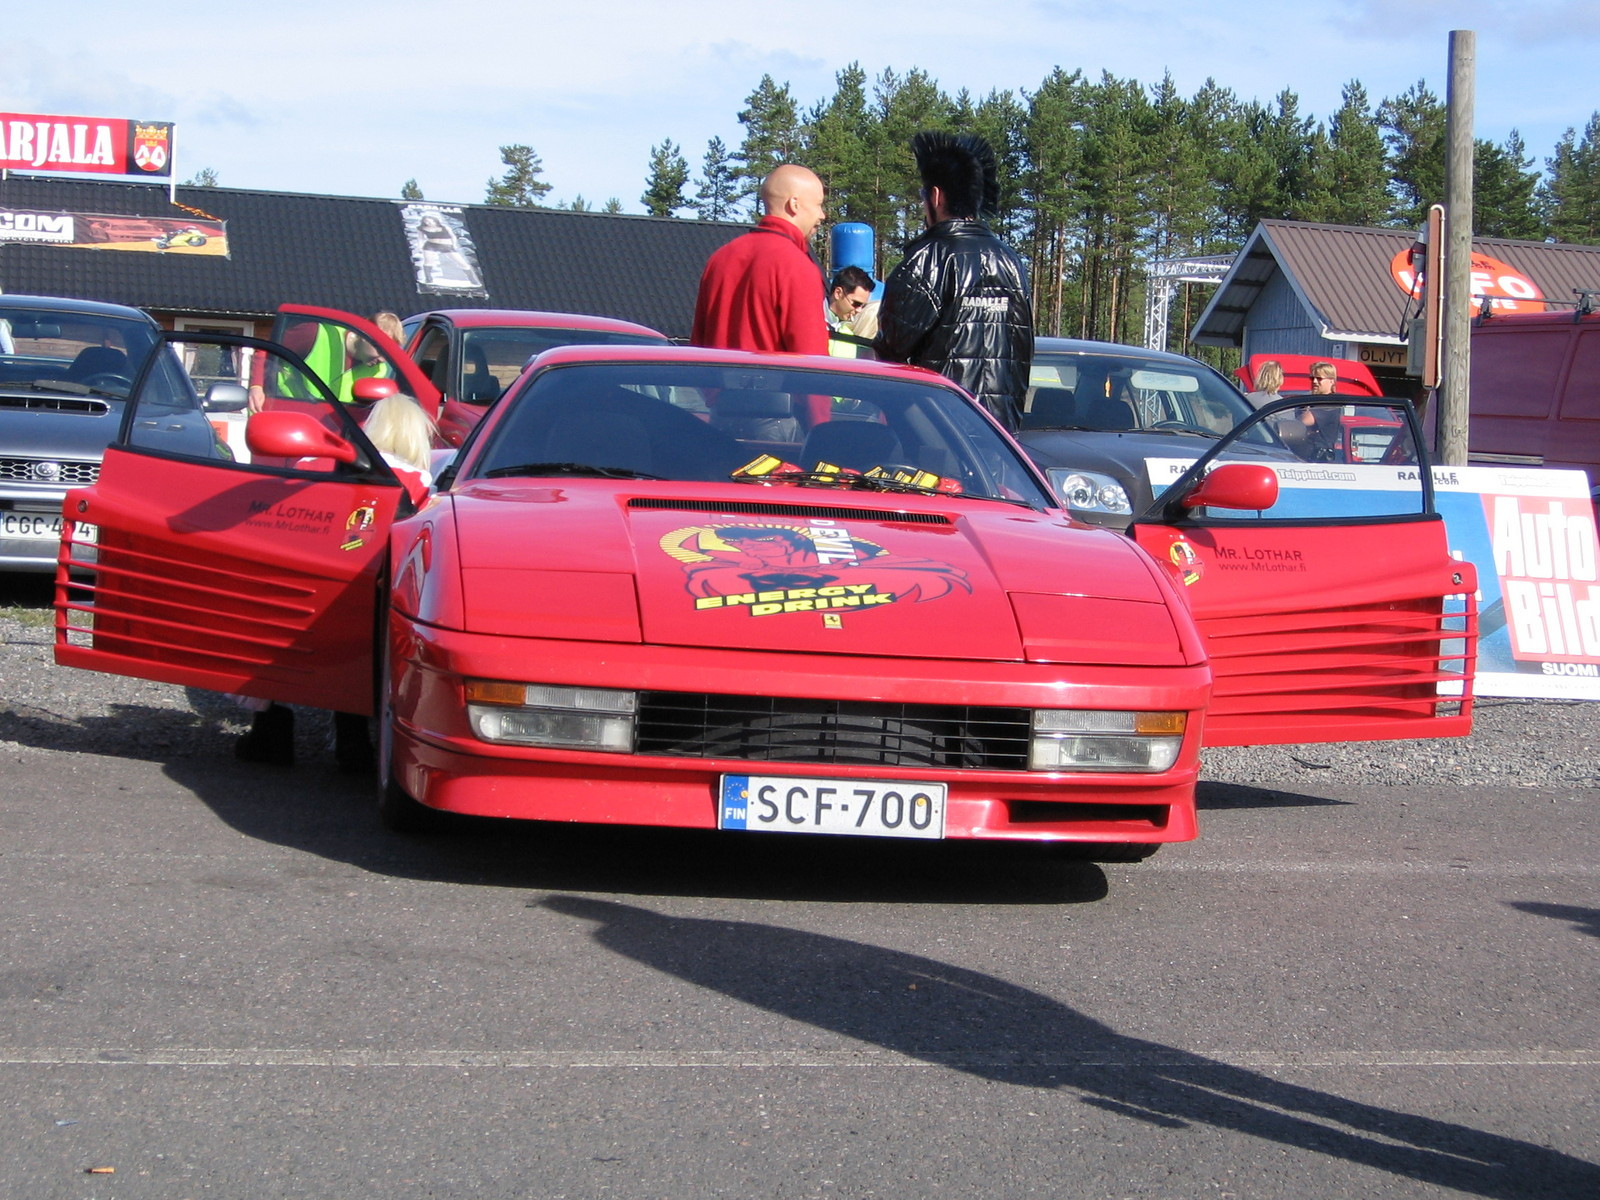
xmin=0 ymin=579 xmax=1596 ymax=1199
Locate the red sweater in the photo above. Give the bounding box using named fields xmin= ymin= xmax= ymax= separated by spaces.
xmin=690 ymin=217 xmax=828 ymax=355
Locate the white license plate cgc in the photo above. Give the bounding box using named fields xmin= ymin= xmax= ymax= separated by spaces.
xmin=720 ymin=774 xmax=946 ymax=839
xmin=1 ymin=512 xmax=64 ymax=541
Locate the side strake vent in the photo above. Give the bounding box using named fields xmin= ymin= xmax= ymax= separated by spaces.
xmin=628 ymin=497 xmax=951 ymax=525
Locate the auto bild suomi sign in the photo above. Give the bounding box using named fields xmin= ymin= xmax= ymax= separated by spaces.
xmin=0 ymin=112 xmax=173 ymax=178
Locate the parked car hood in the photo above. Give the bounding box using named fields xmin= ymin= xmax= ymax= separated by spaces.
xmin=439 ymin=480 xmax=1191 ymax=666
xmin=0 ymin=392 xmax=123 ymax=461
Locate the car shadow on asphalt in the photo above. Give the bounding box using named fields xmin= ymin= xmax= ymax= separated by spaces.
xmin=542 ymin=894 xmax=1600 ymax=1200
xmin=1506 ymin=901 xmax=1600 ymax=940
xmin=1195 ymin=780 xmax=1351 ymax=810
xmin=102 ymin=695 xmax=1112 ymax=905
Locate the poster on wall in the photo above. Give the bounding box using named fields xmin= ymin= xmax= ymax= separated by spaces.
xmin=399 ymin=203 xmax=486 ymax=297
xmin=0 ymin=207 xmax=227 ymax=256
xmin=1146 ymin=457 xmax=1600 ymax=700
xmin=0 ymin=113 xmax=174 ymax=178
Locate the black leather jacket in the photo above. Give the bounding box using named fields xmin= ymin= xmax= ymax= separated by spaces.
xmin=873 ymin=219 xmax=1035 ymax=430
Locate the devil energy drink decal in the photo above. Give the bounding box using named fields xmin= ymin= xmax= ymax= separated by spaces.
xmin=340 ymin=503 xmax=378 ymax=552
xmin=1169 ymin=539 xmax=1203 ymax=586
xmin=659 ymin=521 xmax=969 ymax=618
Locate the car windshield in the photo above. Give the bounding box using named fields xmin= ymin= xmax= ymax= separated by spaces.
xmin=459 ymin=327 xmax=665 ymax=404
xmin=0 ymin=307 xmax=158 ymax=397
xmin=1021 ymin=349 xmax=1267 ymax=442
xmin=470 ymin=361 xmax=1057 ymax=507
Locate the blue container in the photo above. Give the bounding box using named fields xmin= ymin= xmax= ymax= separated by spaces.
xmin=830 ymin=223 xmax=874 ymax=278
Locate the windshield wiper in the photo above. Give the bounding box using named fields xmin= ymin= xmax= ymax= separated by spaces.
xmin=483 ymin=461 xmax=664 ymax=480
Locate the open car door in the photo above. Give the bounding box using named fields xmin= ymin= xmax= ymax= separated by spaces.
xmin=271 ymin=304 xmax=440 ymax=418
xmin=53 ymin=332 xmax=409 ymax=716
xmin=1129 ymin=396 xmax=1477 ymax=747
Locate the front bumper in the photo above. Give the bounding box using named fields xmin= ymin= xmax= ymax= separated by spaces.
xmin=386 ymin=617 xmax=1211 ymax=846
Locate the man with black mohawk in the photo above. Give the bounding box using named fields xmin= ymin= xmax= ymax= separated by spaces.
xmin=874 ymin=131 xmax=1034 ymax=431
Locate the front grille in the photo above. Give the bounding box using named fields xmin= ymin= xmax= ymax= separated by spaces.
xmin=636 ymin=692 xmax=1031 ymax=770
xmin=0 ymin=457 xmax=101 ymax=485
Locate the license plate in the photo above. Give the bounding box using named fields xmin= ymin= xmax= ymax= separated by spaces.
xmin=720 ymin=774 xmax=946 ymax=840
xmin=0 ymin=512 xmax=65 ymax=541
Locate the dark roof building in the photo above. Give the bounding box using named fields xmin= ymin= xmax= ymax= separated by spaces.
xmin=0 ymin=176 xmax=746 ymax=340
xmin=1190 ymin=218 xmax=1600 ymax=390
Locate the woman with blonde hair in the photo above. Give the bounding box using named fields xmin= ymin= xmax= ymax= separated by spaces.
xmin=363 ymin=394 xmax=438 ymax=505
xmin=1247 ymin=359 xmax=1284 ymax=404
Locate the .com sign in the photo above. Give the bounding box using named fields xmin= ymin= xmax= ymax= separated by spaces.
xmin=1390 ymin=248 xmax=1545 ymax=314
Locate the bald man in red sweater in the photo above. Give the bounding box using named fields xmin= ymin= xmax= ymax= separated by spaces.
xmin=691 ymin=164 xmax=830 ymax=356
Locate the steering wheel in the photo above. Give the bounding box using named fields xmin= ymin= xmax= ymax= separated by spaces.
xmin=77 ymin=372 xmax=133 ymax=392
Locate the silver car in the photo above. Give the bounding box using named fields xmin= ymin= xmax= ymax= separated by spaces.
xmin=0 ymin=296 xmax=221 ymax=572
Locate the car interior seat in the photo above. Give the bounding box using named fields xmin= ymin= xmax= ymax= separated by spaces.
xmin=460 ymin=345 xmax=500 ymax=404
xmin=1079 ymin=394 xmax=1137 ymax=431
xmin=1021 ymin=386 xmax=1078 ymax=430
xmin=800 ymin=419 xmax=902 ymax=470
xmin=66 ymin=345 xmax=129 ymax=380
xmin=709 ymin=390 xmax=801 ymax=443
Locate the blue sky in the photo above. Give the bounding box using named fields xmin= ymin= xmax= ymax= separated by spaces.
xmin=4 ymin=0 xmax=1597 ymax=213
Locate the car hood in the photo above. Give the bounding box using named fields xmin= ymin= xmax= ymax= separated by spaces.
xmin=0 ymin=393 xmax=123 ymax=460
xmin=1016 ymin=427 xmax=1222 ymax=482
xmin=444 ymin=480 xmax=1187 ymax=665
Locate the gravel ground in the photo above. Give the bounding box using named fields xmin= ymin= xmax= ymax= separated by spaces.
xmin=3 ymin=580 xmax=1598 ymax=790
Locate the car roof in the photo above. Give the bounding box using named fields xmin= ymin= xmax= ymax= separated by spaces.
xmin=525 ymin=342 xmax=957 ymax=384
xmin=0 ymin=294 xmax=156 ymax=324
xmin=407 ymin=308 xmax=667 ymax=337
xmin=1032 ymin=336 xmax=1205 ymax=366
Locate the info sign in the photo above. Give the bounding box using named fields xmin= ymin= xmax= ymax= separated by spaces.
xmin=1145 ymin=459 xmax=1600 ymax=700
xmin=0 ymin=112 xmax=174 ymax=178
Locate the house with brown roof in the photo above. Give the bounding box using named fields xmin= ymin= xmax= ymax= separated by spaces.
xmin=1190 ymin=219 xmax=1600 ymax=394
xmin=0 ymin=176 xmax=746 ymax=341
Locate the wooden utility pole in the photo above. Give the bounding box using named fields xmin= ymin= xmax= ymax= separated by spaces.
xmin=1439 ymin=29 xmax=1475 ymax=465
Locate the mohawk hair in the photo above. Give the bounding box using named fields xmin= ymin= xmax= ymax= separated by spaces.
xmin=911 ymin=131 xmax=999 ymax=220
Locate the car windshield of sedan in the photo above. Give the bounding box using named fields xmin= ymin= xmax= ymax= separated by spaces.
xmin=458 ymin=327 xmax=666 ymax=404
xmin=470 ymin=361 xmax=1057 ymax=507
xmin=0 ymin=308 xmax=159 ymax=398
xmin=1021 ymin=351 xmax=1269 ymax=443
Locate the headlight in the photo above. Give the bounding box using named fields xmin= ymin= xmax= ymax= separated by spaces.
xmin=465 ymin=680 xmax=637 ymax=751
xmin=1045 ymin=468 xmax=1131 ymax=515
xmin=1029 ymin=709 xmax=1185 ymax=772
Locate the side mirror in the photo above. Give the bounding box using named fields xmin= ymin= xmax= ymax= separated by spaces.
xmin=203 ymin=382 xmax=249 ymax=412
xmin=245 ymin=410 xmax=359 ymax=463
xmin=1181 ymin=462 xmax=1279 ymax=512
xmin=352 ymin=376 xmax=400 ymax=404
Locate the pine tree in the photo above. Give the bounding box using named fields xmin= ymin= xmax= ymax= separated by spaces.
xmin=641 ymin=140 xmax=690 ymax=217
xmin=1319 ymin=81 xmax=1392 ymax=227
xmin=603 ymin=198 xmax=623 ymax=214
xmin=1542 ymin=116 xmax=1600 ymax=244
xmin=1379 ymin=82 xmax=1446 ymax=227
xmin=693 ymin=137 xmax=739 ymax=220
xmin=182 ymin=167 xmax=219 ymax=187
xmin=1474 ymin=131 xmax=1544 ymax=240
xmin=735 ymin=76 xmax=803 ymax=214
xmin=567 ymin=195 xmax=593 ymax=213
xmin=484 ymin=144 xmax=552 ymax=207
xmin=401 ymin=178 xmax=424 ymax=200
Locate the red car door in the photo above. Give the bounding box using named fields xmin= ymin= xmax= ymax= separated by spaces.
xmin=1129 ymin=396 xmax=1477 ymax=747
xmin=54 ymin=332 xmax=407 ymax=716
xmin=272 ymin=304 xmax=441 ymax=417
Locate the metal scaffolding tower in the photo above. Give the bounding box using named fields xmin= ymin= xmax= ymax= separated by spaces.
xmin=1143 ymin=255 xmax=1234 ymax=351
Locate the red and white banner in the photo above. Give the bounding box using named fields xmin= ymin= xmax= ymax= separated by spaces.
xmin=0 ymin=112 xmax=174 ymax=178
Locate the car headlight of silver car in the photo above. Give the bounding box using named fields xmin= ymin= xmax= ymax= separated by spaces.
xmin=1046 ymin=468 xmax=1132 ymax=515
xmin=1030 ymin=710 xmax=1186 ymax=772
xmin=465 ymin=681 xmax=637 ymax=751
